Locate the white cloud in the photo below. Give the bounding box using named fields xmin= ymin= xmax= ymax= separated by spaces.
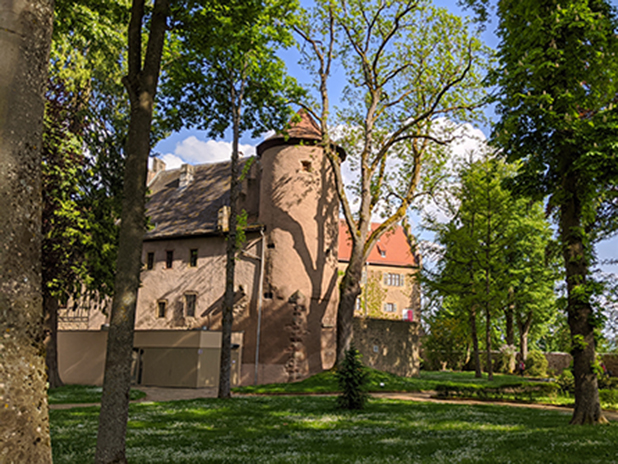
xmin=155 ymin=136 xmax=258 ymax=170
xmin=159 ymin=154 xmax=184 ymax=170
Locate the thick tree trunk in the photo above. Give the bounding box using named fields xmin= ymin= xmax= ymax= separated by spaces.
xmin=336 ymin=245 xmax=364 ymax=364
xmin=95 ymin=0 xmax=169 ymax=462
xmin=218 ymin=105 xmax=241 ymax=399
xmin=44 ymin=292 xmax=63 ymax=389
xmin=559 ymin=182 xmax=607 ymax=425
xmin=470 ymin=308 xmax=482 ymax=378
xmin=0 ymin=0 xmax=54 ymax=461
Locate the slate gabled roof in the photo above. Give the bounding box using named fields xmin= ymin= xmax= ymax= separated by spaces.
xmin=145 ymin=159 xmax=253 ymax=240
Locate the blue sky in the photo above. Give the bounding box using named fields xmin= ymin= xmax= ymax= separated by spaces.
xmin=153 ymin=0 xmax=618 ymax=273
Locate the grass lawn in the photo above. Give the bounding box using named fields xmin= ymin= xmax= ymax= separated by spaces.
xmin=51 ymin=396 xmax=618 ymax=464
xmin=48 ymin=384 xmax=146 ymax=404
xmin=233 ymin=369 xmax=534 ymax=395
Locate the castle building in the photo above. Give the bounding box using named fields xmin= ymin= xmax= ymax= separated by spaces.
xmin=58 ymin=112 xmax=420 ymax=387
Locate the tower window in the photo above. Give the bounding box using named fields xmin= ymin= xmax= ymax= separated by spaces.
xmin=189 ymin=249 xmax=198 ymax=267
xmin=157 ymin=300 xmax=167 ymax=318
xmin=301 ymin=160 xmax=312 ymax=172
xmin=146 ymin=252 xmax=154 ymax=270
xmin=166 ymin=250 xmax=173 ymax=269
xmin=185 ymin=293 xmax=196 ymax=317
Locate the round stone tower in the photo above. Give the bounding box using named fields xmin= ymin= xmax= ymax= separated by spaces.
xmin=254 ymin=111 xmax=344 ymax=383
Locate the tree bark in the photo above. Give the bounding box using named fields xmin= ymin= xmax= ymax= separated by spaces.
xmin=517 ymin=312 xmax=532 ymax=361
xmin=44 ymin=292 xmax=63 ymax=388
xmin=470 ymin=307 xmax=482 ymax=378
xmin=505 ymin=288 xmax=515 ymax=346
xmin=559 ymin=176 xmax=607 ymax=425
xmin=0 ymin=0 xmax=54 ymax=461
xmin=485 ymin=302 xmax=493 ymax=381
xmin=336 ymin=244 xmax=365 ymax=363
xmin=218 ymin=94 xmax=241 ymax=399
xmin=95 ymin=0 xmax=169 ymax=462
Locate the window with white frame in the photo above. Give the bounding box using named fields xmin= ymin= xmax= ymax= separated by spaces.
xmin=383 ymin=273 xmax=403 ymax=287
xmin=384 ymin=302 xmax=396 ymax=313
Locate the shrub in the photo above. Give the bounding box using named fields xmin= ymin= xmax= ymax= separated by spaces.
xmin=336 ymin=346 xmax=369 ymax=410
xmin=496 ymin=345 xmax=517 ymax=374
xmin=525 ymin=350 xmax=548 ymax=377
xmin=598 ymin=375 xmax=618 ymax=390
xmin=600 ymin=389 xmax=618 ymax=406
xmin=557 ymin=369 xmax=575 ymax=394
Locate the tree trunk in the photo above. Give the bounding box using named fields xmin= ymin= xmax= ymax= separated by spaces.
xmin=485 ymin=302 xmax=493 ymax=381
xmin=470 ymin=307 xmax=482 ymax=378
xmin=44 ymin=292 xmax=64 ymax=389
xmin=517 ymin=312 xmax=532 ymax=361
xmin=218 ymin=99 xmax=241 ymax=399
xmin=95 ymin=1 xmax=169 ymax=462
xmin=0 ymin=0 xmax=54 ymax=461
xmin=485 ymin=185 xmax=493 ymax=381
xmin=336 ymin=244 xmax=364 ymax=363
xmin=559 ymin=178 xmax=606 ymax=425
xmin=505 ymin=288 xmax=515 ymax=346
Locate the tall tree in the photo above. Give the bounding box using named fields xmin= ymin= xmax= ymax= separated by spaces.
xmin=42 ymin=0 xmax=128 ymax=388
xmin=0 ymin=0 xmax=54 ymax=461
xmin=491 ymin=0 xmax=618 ymax=424
xmin=296 ymin=0 xmax=490 ymax=363
xmin=161 ymin=0 xmax=302 ymax=398
xmin=424 ymin=156 xmax=556 ymax=377
xmin=95 ymin=0 xmax=170 ymax=461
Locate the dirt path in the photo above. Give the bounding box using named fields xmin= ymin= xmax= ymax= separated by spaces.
xmin=49 ymin=387 xmax=618 ymax=421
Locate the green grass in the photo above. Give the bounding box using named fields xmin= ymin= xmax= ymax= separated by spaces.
xmin=48 ymin=385 xmax=147 ymax=404
xmin=233 ymin=368 xmax=539 ymax=395
xmin=51 ymin=396 xmax=618 ymax=463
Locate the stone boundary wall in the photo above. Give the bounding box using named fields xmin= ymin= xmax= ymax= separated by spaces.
xmin=352 ymin=317 xmax=420 ymax=377
xmin=421 ymin=349 xmax=618 ymax=377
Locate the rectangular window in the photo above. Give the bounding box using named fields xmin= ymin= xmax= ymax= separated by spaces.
xmin=384 ymin=273 xmax=403 ymax=287
xmin=185 ymin=293 xmax=196 ymax=317
xmin=157 ymin=300 xmax=167 ymax=318
xmin=385 ymin=302 xmax=396 ymax=313
xmin=166 ymin=250 xmax=173 ymax=269
xmin=189 ymin=249 xmax=198 ymax=267
xmin=147 ymin=252 xmax=154 ymax=270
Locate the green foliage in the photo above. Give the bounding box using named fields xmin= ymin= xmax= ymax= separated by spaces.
xmin=599 ymin=389 xmax=618 ymax=406
xmin=495 ymin=345 xmax=517 ymax=374
xmin=557 ymin=369 xmax=575 ymax=394
xmin=423 ymin=311 xmax=471 ymax=371
xmin=423 ymin=156 xmax=557 ymax=370
xmin=525 ymin=350 xmax=548 ymax=378
xmin=571 ymin=334 xmax=588 ymax=352
xmin=161 ymin=0 xmax=303 ymax=139
xmin=358 ymin=272 xmax=388 ymax=319
xmin=336 ymin=347 xmax=369 ymax=410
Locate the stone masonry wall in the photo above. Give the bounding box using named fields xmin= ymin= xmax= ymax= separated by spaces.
xmin=352 ymin=317 xmax=420 ymax=377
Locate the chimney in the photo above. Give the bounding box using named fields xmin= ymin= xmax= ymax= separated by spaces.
xmin=147 ymin=157 xmax=166 ymax=185
xmin=179 ymin=163 xmax=195 ymax=188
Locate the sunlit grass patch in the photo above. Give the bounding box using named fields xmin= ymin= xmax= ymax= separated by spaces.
xmin=51 ymin=396 xmax=618 ymax=464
